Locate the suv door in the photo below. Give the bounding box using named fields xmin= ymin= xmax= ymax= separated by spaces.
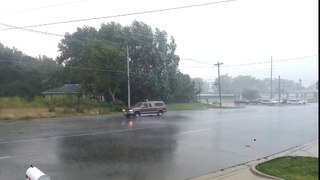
xmin=148 ymin=102 xmax=158 ymax=113
xmin=140 ymin=103 xmax=149 ymax=114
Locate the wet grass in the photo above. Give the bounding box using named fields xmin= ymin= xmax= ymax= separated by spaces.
xmin=0 ymin=108 xmax=56 ymax=120
xmin=167 ymin=102 xmax=232 ymax=111
xmin=0 ymin=99 xmax=230 ymax=120
xmin=0 ymin=107 xmax=111 ymax=120
xmin=256 ymin=156 xmax=318 ymax=180
xmin=0 ymin=97 xmax=122 ymax=120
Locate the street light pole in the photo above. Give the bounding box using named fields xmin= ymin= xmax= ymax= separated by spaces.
xmin=127 ymin=45 xmax=131 ymax=108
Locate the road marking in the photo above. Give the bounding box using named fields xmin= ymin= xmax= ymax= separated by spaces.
xmin=0 ymin=120 xmax=214 ymax=145
xmin=0 ymin=156 xmax=10 ymax=160
xmin=0 ymin=125 xmax=169 ymax=144
xmin=179 ymin=128 xmax=210 ymax=134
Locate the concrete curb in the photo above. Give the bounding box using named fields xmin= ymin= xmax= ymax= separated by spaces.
xmin=248 ymin=139 xmax=318 ymax=180
xmin=249 ymin=165 xmax=284 ymax=180
xmin=190 ymin=139 xmax=318 ymax=180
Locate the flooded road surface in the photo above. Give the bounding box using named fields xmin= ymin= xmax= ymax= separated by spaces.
xmin=0 ymin=104 xmax=318 ymax=179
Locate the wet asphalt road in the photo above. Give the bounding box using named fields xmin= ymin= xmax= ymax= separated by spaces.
xmin=0 ymin=104 xmax=318 ymax=180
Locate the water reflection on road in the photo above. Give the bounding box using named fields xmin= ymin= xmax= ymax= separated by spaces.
xmin=0 ymin=104 xmax=318 ymax=180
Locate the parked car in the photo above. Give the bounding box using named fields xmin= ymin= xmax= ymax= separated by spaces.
xmin=281 ymin=99 xmax=288 ymax=104
xmin=260 ymin=99 xmax=277 ymax=105
xmin=234 ymin=99 xmax=249 ymax=105
xmin=211 ymin=99 xmax=222 ymax=106
xmin=287 ymin=99 xmax=304 ymax=105
xmin=248 ymin=99 xmax=260 ymax=104
xmin=122 ymin=101 xmax=167 ymax=117
xmin=299 ymin=99 xmax=307 ymax=104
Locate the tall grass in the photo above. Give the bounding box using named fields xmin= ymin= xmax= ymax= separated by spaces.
xmin=167 ymin=102 xmax=218 ymax=111
xmin=0 ymin=96 xmax=125 ymax=120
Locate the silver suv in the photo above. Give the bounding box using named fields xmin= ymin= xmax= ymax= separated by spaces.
xmin=287 ymin=99 xmax=304 ymax=105
xmin=122 ymin=101 xmax=167 ymax=117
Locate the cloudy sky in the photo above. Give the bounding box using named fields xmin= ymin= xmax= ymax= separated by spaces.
xmin=0 ymin=0 xmax=318 ymax=86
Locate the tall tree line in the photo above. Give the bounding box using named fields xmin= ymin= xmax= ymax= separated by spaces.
xmin=0 ymin=21 xmax=197 ymax=103
xmin=0 ymin=43 xmax=59 ymax=99
xmin=193 ymin=74 xmax=311 ymax=95
xmin=56 ymin=21 xmax=196 ymax=104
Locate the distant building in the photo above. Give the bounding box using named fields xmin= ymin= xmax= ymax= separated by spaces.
xmin=42 ymin=84 xmax=105 ymax=102
xmin=260 ymin=89 xmax=318 ymax=100
xmin=199 ymin=93 xmax=239 ymax=103
xmin=287 ymin=89 xmax=318 ymax=99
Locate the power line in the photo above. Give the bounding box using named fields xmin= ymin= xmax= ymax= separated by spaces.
xmin=179 ymin=65 xmax=213 ymax=68
xmin=180 ymin=57 xmax=214 ymax=65
xmin=180 ymin=55 xmax=317 ymax=66
xmin=0 ymin=0 xmax=237 ymax=31
xmin=0 ymin=59 xmax=126 ymax=73
xmin=224 ymin=55 xmax=318 ymax=67
xmin=0 ymin=22 xmax=64 ymax=37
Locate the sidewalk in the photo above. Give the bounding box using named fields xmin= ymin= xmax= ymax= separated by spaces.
xmin=190 ymin=140 xmax=318 ymax=180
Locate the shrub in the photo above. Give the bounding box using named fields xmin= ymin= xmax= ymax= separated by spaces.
xmin=29 ymin=96 xmax=46 ymax=107
xmin=108 ymin=100 xmax=125 ymax=112
xmin=75 ymin=105 xmax=85 ymax=113
xmin=62 ymin=108 xmax=74 ymax=114
xmin=48 ymin=106 xmax=55 ymax=112
xmin=0 ymin=97 xmax=28 ymax=108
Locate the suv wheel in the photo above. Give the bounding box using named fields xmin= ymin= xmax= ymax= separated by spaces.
xmin=157 ymin=111 xmax=163 ymax=116
xmin=134 ymin=112 xmax=140 ymax=117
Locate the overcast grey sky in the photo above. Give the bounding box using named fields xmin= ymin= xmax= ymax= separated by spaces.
xmin=0 ymin=0 xmax=318 ymax=86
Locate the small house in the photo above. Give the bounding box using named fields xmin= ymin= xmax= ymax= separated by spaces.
xmin=42 ymin=84 xmax=105 ymax=102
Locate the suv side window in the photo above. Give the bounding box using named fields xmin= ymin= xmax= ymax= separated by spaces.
xmin=142 ymin=103 xmax=148 ymax=108
xmin=155 ymin=103 xmax=163 ymax=106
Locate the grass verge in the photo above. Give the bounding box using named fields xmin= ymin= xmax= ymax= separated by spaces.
xmin=0 ymin=99 xmax=235 ymax=120
xmin=167 ymin=102 xmax=232 ymax=111
xmin=0 ymin=107 xmax=111 ymax=120
xmin=256 ymin=156 xmax=318 ymax=180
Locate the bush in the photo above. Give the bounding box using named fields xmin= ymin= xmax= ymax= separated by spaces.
xmin=48 ymin=106 xmax=55 ymax=112
xmin=45 ymin=96 xmax=99 ymax=109
xmin=108 ymin=100 xmax=125 ymax=112
xmin=75 ymin=105 xmax=85 ymax=113
xmin=29 ymin=96 xmax=46 ymax=107
xmin=0 ymin=97 xmax=124 ymax=119
xmin=95 ymin=107 xmax=110 ymax=114
xmin=62 ymin=108 xmax=75 ymax=114
xmin=0 ymin=97 xmax=27 ymax=108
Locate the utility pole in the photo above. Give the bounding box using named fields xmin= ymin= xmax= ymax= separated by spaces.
xmin=270 ymin=56 xmax=273 ymax=99
xmin=278 ymin=76 xmax=281 ymax=103
xmin=127 ymin=45 xmax=131 ymax=108
xmin=298 ymin=79 xmax=302 ymax=99
xmin=282 ymin=81 xmax=285 ymax=99
xmin=214 ymin=62 xmax=223 ymax=107
xmin=198 ymin=81 xmax=201 ymax=102
xmin=299 ymin=79 xmax=302 ymax=89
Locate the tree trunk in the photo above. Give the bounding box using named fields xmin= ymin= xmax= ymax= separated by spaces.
xmin=108 ymin=87 xmax=116 ymax=102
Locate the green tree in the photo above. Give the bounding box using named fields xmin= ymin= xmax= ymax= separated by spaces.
xmin=241 ymin=89 xmax=259 ymax=99
xmin=169 ymin=71 xmax=196 ymax=103
xmin=82 ymin=39 xmax=126 ymax=101
xmin=99 ymin=21 xmax=182 ymax=103
xmin=0 ymin=43 xmax=60 ymax=99
xmin=192 ymin=78 xmax=205 ymax=101
xmin=57 ymin=27 xmax=126 ymax=102
xmin=56 ymin=21 xmax=196 ymax=104
xmin=232 ymin=75 xmax=261 ymax=94
xmin=214 ymin=74 xmax=234 ymax=94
